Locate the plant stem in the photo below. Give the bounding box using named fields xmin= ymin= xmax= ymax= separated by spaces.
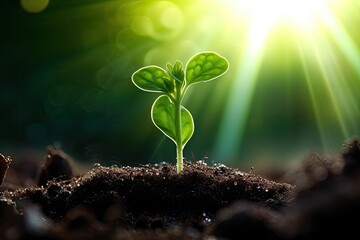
xmin=175 ymin=84 xmax=183 ymax=174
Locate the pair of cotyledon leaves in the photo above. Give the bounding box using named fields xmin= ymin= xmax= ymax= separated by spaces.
xmin=132 ymin=52 xmax=229 ymax=149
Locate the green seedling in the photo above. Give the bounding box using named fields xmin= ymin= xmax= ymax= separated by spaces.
xmin=132 ymin=51 xmax=229 ymax=173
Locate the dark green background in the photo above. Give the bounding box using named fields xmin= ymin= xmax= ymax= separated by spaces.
xmin=1 ymin=0 xmax=359 ymax=167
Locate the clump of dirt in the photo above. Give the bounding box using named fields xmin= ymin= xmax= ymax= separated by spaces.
xmin=1 ymin=139 xmax=359 ymax=240
xmin=211 ymin=139 xmax=360 ymax=240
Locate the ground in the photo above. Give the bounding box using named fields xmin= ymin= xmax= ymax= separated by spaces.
xmin=0 ymin=140 xmax=359 ymax=239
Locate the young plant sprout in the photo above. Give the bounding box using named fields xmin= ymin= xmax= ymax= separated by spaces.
xmin=132 ymin=51 xmax=229 ymax=173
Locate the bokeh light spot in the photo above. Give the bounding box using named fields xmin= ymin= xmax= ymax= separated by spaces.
xmin=131 ymin=16 xmax=153 ymax=36
xmin=20 ymin=0 xmax=49 ymax=14
xmin=131 ymin=1 xmax=183 ymax=40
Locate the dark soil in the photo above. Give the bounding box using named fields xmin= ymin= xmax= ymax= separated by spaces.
xmin=1 ymin=140 xmax=360 ymax=239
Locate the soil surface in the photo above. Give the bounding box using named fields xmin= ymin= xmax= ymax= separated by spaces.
xmin=0 ymin=140 xmax=360 ymax=239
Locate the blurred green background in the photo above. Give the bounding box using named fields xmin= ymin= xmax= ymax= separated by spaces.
xmin=0 ymin=0 xmax=359 ymax=167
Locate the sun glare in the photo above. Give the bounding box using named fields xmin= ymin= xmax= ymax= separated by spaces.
xmin=206 ymin=0 xmax=359 ymax=161
xmin=224 ymin=0 xmax=336 ymax=31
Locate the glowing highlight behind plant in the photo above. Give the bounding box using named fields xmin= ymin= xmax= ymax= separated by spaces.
xmin=210 ymin=0 xmax=359 ymax=160
xmin=223 ymin=0 xmax=337 ymax=30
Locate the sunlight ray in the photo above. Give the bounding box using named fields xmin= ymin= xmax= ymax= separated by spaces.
xmin=313 ymin=41 xmax=349 ymax=139
xmin=324 ymin=39 xmax=360 ymax=134
xmin=213 ymin=16 xmax=273 ymax=161
xmin=320 ymin=9 xmax=360 ymax=78
xmin=298 ymin=47 xmax=327 ymax=148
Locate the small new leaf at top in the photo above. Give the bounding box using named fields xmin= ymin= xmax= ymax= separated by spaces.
xmin=166 ymin=60 xmax=185 ymax=84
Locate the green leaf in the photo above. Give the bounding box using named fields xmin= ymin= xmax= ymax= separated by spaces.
xmin=163 ymin=77 xmax=175 ymax=93
xmin=166 ymin=61 xmax=184 ymax=83
xmin=166 ymin=63 xmax=173 ymax=74
xmin=132 ymin=66 xmax=170 ymax=93
xmin=151 ymin=95 xmax=194 ymax=147
xmin=185 ymin=51 xmax=229 ymax=86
